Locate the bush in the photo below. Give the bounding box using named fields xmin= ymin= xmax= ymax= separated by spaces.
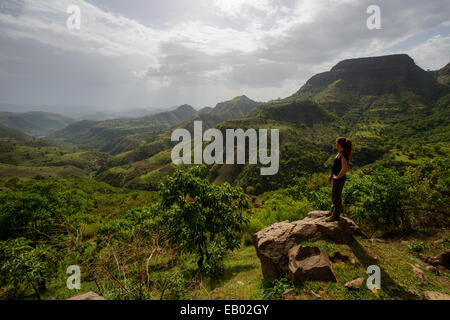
xmin=155 ymin=165 xmax=250 ymax=270
xmin=248 ymin=191 xmax=311 ymax=234
xmin=343 ymin=162 xmax=449 ymax=235
xmin=0 ymin=238 xmax=57 ymax=299
xmin=260 ymin=277 xmax=294 ymax=300
xmin=343 ymin=168 xmax=414 ymax=235
xmin=201 ymin=241 xmax=227 ymax=278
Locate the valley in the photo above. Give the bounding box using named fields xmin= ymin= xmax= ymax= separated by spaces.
xmin=0 ymin=54 xmax=448 ymax=300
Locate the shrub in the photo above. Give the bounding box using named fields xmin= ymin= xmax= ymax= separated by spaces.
xmin=248 ymin=192 xmax=311 ymax=234
xmin=260 ymin=277 xmax=294 ymax=300
xmin=201 ymin=241 xmax=227 ymax=278
xmin=343 ymin=168 xmax=414 ymax=235
xmin=155 ymin=165 xmax=250 ymax=270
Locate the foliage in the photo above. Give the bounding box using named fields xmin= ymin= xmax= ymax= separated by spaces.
xmin=343 ymin=161 xmax=449 ymax=235
xmin=156 ymin=165 xmax=250 ymax=270
xmin=260 ymin=277 xmax=294 ymax=300
xmin=200 ymin=241 xmax=227 ymax=277
xmin=248 ymin=190 xmax=311 ymax=234
xmin=0 ymin=182 xmax=93 ymax=241
xmin=0 ymin=238 xmax=57 ymax=299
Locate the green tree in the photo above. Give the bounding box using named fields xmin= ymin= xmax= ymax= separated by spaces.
xmin=156 ymin=165 xmax=250 ymax=270
xmin=0 ymin=238 xmax=56 ymax=299
xmin=343 ymin=168 xmax=414 ymax=234
xmin=0 ymin=182 xmax=92 ymax=241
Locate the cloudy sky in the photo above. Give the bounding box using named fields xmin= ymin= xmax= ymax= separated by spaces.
xmin=0 ymin=0 xmax=449 ymax=112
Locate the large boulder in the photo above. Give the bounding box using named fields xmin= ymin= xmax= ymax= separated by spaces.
xmin=253 ymin=211 xmax=362 ymax=280
xmin=288 ymin=245 xmax=337 ymax=282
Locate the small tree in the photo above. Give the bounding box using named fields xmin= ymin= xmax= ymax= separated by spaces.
xmin=343 ymin=168 xmax=414 ymax=235
xmin=157 ymin=165 xmax=250 ymax=270
xmin=0 ymin=238 xmax=56 ymax=299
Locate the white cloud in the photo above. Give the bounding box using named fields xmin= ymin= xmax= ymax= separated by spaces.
xmin=0 ymin=0 xmax=448 ymax=109
xmin=213 ymin=0 xmax=279 ymax=19
xmin=404 ymin=35 xmax=450 ymax=70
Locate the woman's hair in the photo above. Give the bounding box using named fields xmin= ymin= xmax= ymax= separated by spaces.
xmin=336 ymin=137 xmax=353 ymax=159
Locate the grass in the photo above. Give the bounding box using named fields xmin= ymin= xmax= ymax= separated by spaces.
xmin=186 ymin=233 xmax=449 ymax=301
xmin=11 ymin=230 xmax=449 ymax=300
xmin=191 ymin=245 xmax=263 ymax=300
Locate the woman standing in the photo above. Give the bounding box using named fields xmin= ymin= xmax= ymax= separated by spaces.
xmin=326 ymin=137 xmax=353 ymax=222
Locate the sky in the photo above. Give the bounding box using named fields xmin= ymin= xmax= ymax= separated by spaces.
xmin=0 ymin=0 xmax=449 ymax=112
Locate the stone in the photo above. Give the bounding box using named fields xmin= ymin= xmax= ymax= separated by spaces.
xmin=425 ymin=250 xmax=450 ymax=269
xmin=386 ymin=285 xmax=398 ymax=292
xmin=331 ymin=251 xmax=350 ymax=262
xmin=425 ymin=265 xmax=440 ymax=275
xmin=282 ymin=289 xmax=297 ymax=300
xmin=409 ymin=264 xmax=427 ymax=282
xmin=344 ymin=277 xmax=365 ymax=289
xmin=288 ymin=245 xmax=337 ymax=282
xmin=407 ymin=289 xmax=420 ymax=296
xmin=310 ymin=290 xmax=321 ymax=298
xmin=423 ymin=291 xmax=450 ymax=300
xmin=67 ymin=291 xmax=104 ymax=300
xmin=253 ymin=210 xmax=362 ymax=280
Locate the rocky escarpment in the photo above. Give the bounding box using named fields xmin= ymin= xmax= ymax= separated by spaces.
xmin=253 ymin=211 xmax=362 ymax=280
xmin=293 ymin=54 xmax=442 ymax=100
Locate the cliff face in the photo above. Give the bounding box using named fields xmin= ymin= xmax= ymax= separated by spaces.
xmin=295 ymin=54 xmax=441 ymax=99
xmin=438 ymin=62 xmax=450 ymax=87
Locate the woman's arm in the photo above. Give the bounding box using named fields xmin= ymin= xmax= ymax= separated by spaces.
xmin=332 ymin=156 xmax=348 ymax=179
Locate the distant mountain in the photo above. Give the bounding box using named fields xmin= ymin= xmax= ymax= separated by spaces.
xmin=173 ymin=96 xmax=261 ymax=135
xmin=50 ymin=95 xmax=261 ymax=153
xmin=0 ymin=124 xmax=30 ymax=140
xmin=0 ymin=103 xmax=173 ymax=121
xmin=94 ymin=54 xmax=449 ymax=192
xmin=198 ymin=107 xmax=213 ymax=114
xmin=210 ymin=95 xmax=259 ymax=118
xmin=0 ymin=111 xmax=74 ymax=137
xmin=290 ymin=54 xmax=444 ymax=115
xmin=0 ymin=104 xmax=102 ymax=117
xmin=51 ymin=104 xmax=198 ymax=151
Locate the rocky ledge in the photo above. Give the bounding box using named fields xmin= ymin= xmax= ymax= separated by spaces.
xmin=253 ymin=210 xmax=363 ymax=280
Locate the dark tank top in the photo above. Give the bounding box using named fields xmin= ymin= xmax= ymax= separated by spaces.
xmin=331 ymin=154 xmax=349 ymax=181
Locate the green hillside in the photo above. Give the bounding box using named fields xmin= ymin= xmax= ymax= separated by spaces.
xmin=0 ymin=124 xmax=30 ymax=140
xmin=50 ymin=96 xmax=260 ymax=156
xmin=92 ymin=55 xmax=449 ymax=193
xmin=0 ymin=54 xmax=448 ymax=301
xmin=51 ymin=104 xmax=197 ymax=151
xmin=0 ymin=112 xmax=74 ymax=137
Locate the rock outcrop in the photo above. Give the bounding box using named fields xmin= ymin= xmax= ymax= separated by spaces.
xmin=67 ymin=291 xmax=105 ymax=300
xmin=288 ymin=245 xmax=337 ymax=282
xmin=425 ymin=250 xmax=450 ymax=269
xmin=253 ymin=210 xmax=362 ymax=280
xmin=423 ymin=291 xmax=450 ymax=300
xmin=344 ymin=277 xmax=365 ymax=289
